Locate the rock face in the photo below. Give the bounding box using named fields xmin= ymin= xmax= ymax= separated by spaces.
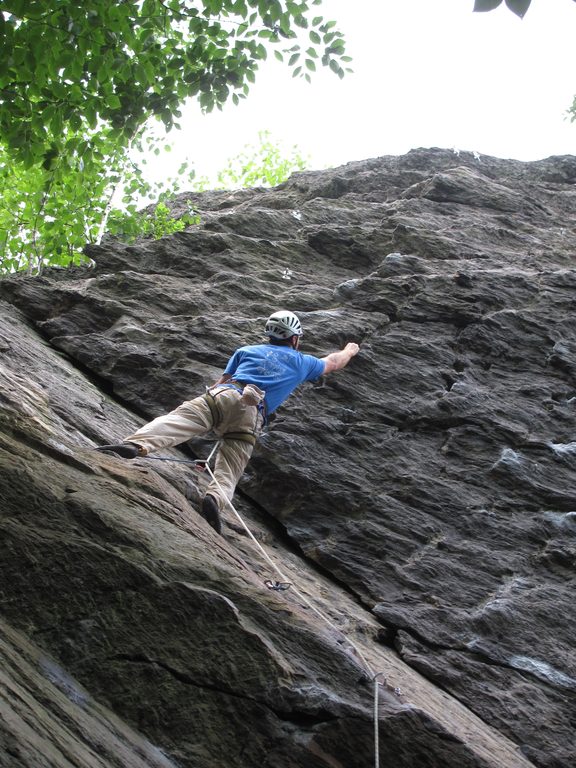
xmin=1 ymin=147 xmax=575 ymax=768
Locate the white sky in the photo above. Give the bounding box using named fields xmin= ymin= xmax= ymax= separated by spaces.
xmin=145 ymin=0 xmax=576 ymax=184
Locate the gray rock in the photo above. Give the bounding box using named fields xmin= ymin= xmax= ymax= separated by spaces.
xmin=2 ymin=147 xmax=576 ymax=767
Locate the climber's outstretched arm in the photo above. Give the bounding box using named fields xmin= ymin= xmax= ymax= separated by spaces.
xmin=321 ymin=343 xmax=360 ymax=374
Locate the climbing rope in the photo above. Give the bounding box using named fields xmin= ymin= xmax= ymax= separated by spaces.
xmin=204 ymin=463 xmax=376 ymax=663
xmin=139 ymin=456 xmax=206 ymax=466
xmin=141 ymin=441 xmax=220 ymax=469
xmin=143 ymin=446 xmax=392 ymax=768
xmin=373 ymin=672 xmax=387 ymax=768
xmin=201 ymin=462 xmax=393 ymax=768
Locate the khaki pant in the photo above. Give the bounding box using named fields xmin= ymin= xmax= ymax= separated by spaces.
xmin=125 ymin=386 xmax=264 ymax=511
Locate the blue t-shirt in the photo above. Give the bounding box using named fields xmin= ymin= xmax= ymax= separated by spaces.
xmin=223 ymin=344 xmax=326 ymax=413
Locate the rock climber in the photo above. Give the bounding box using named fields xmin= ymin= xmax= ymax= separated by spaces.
xmin=96 ymin=310 xmax=360 ymax=534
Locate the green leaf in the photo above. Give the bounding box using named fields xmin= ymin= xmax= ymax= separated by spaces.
xmin=504 ymin=0 xmax=531 ymax=16
xmin=50 ymin=109 xmax=64 ymax=135
xmin=142 ymin=0 xmax=158 ymax=15
xmin=327 ymin=37 xmax=345 ymax=52
xmin=279 ymin=13 xmax=292 ymax=36
xmin=473 ymin=0 xmax=503 ymax=10
xmin=329 ymin=59 xmax=341 ymax=76
xmin=69 ymin=112 xmax=83 ymax=132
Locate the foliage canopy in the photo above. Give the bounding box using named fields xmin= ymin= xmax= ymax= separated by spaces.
xmin=1 ymin=0 xmax=349 ymax=165
xmin=212 ymin=130 xmax=308 ymax=188
xmin=0 ymin=0 xmax=349 ymax=273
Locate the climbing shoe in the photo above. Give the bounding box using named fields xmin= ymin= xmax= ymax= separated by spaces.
xmin=95 ymin=442 xmax=141 ymax=459
xmin=200 ymin=494 xmax=222 ymax=535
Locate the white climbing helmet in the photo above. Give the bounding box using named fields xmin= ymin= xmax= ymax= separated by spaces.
xmin=265 ymin=310 xmax=303 ymax=339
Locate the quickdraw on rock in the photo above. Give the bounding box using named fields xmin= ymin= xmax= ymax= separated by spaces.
xmin=264 ymin=580 xmax=291 ymax=591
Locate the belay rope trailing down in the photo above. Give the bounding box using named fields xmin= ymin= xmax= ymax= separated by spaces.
xmin=143 ymin=446 xmax=399 ymax=768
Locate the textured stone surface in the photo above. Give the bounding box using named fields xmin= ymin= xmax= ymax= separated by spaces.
xmin=0 ymin=620 xmax=177 ymax=768
xmin=1 ymin=147 xmax=575 ymax=767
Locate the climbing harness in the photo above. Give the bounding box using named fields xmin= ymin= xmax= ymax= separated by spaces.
xmin=220 ymin=431 xmax=257 ymax=446
xmin=143 ymin=443 xmax=397 ymax=768
xmin=203 ymin=383 xmax=265 ymax=445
